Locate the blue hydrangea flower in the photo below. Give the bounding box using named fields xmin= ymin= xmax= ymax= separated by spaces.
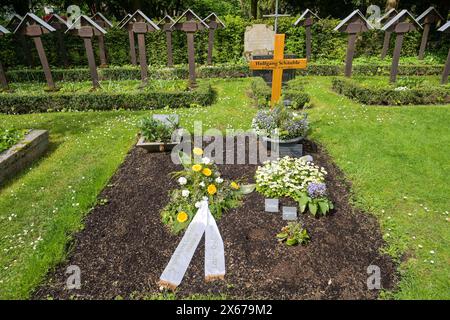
xmin=307 ymin=182 xmax=327 ymax=198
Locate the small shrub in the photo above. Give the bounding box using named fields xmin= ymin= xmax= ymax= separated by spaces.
xmin=276 ymin=222 xmax=310 ymax=246
xmin=138 ymin=115 xmax=179 ymax=143
xmin=0 ymin=129 xmax=27 ymax=153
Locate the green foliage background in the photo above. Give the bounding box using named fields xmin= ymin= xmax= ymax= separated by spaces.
xmin=1 ymin=16 xmax=449 ymax=69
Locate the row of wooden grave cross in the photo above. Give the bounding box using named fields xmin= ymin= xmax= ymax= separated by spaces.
xmin=1 ymin=7 xmax=450 ymax=93
xmin=0 ymin=9 xmax=225 ymax=90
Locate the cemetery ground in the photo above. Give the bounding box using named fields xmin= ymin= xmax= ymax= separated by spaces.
xmin=0 ymin=77 xmax=449 ymax=300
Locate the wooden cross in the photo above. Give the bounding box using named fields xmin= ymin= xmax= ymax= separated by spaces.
xmin=0 ymin=25 xmax=10 ymax=91
xmin=157 ymin=15 xmax=176 ymax=67
xmin=438 ymin=21 xmax=450 ymax=84
xmin=202 ymin=13 xmax=225 ymax=66
xmin=46 ymin=14 xmax=69 ymax=67
xmin=14 ymin=13 xmax=57 ymax=90
xmin=381 ymin=10 xmax=421 ymax=83
xmin=378 ymin=9 xmax=398 ymax=59
xmin=249 ymin=34 xmax=307 ymax=107
xmin=294 ymin=9 xmax=320 ymax=61
xmin=92 ymin=12 xmax=113 ymax=67
xmin=119 ymin=14 xmax=137 ymax=66
xmin=416 ymin=7 xmax=443 ymax=60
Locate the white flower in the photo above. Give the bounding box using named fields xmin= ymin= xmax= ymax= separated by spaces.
xmin=178 ymin=177 xmax=187 ymax=185
xmin=201 ymin=157 xmax=211 ymax=165
xmin=215 ymin=177 xmax=223 ymax=184
xmin=199 ymin=182 xmax=205 ymax=187
xmin=181 ymin=190 xmax=190 ymax=197
xmin=195 ymin=201 xmax=202 ymax=208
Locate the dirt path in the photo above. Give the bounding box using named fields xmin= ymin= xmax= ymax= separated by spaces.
xmin=35 ymin=140 xmax=396 ymax=299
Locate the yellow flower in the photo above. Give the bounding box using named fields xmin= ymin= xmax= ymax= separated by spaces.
xmin=202 ymin=168 xmax=212 ymax=176
xmin=230 ymin=182 xmax=240 ymax=190
xmin=192 ymin=164 xmax=202 ymax=172
xmin=193 ymin=147 xmax=203 ymax=156
xmin=207 ymin=184 xmax=217 ymax=195
xmin=177 ymin=211 xmax=188 ymax=223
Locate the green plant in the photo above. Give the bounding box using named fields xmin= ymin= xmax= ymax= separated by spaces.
xmin=276 ymin=222 xmax=310 ymax=246
xmin=138 ymin=116 xmax=178 ymax=143
xmin=0 ymin=129 xmax=27 ymax=153
xmin=161 ymin=148 xmax=245 ymax=234
xmin=294 ymin=182 xmax=334 ymax=217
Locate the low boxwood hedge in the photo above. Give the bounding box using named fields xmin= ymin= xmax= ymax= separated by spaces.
xmin=249 ymin=77 xmax=310 ymax=109
xmin=6 ymin=63 xmax=443 ymax=83
xmin=0 ymin=82 xmax=217 ymax=114
xmin=332 ymin=77 xmax=450 ymax=105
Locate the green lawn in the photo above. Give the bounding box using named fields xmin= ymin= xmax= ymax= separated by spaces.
xmin=0 ymin=78 xmax=255 ymax=299
xmin=0 ymin=76 xmax=449 ymax=300
xmin=304 ymin=76 xmax=450 ymax=299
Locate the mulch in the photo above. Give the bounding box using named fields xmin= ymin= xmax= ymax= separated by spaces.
xmin=34 ymin=139 xmax=397 ymax=300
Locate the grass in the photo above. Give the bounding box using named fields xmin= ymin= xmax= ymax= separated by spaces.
xmin=0 ymin=78 xmax=256 ymax=299
xmin=304 ymin=76 xmax=450 ymax=299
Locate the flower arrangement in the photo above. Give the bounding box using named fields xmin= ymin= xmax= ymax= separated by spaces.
xmin=138 ymin=115 xmax=179 ymax=143
xmin=251 ymin=105 xmax=309 ymax=141
xmin=255 ymin=156 xmax=334 ymax=216
xmin=161 ymin=148 xmax=244 ymax=234
xmin=276 ymin=222 xmax=310 ymax=246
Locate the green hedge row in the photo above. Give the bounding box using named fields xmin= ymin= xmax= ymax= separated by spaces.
xmin=0 ymin=83 xmax=217 ymax=114
xmin=249 ymin=77 xmax=310 ymax=109
xmin=6 ymin=63 xmax=444 ymax=83
xmin=332 ymin=78 xmax=450 ymax=106
xmin=1 ymin=16 xmax=448 ymax=69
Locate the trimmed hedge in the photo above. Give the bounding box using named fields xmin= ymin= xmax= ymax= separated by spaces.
xmin=249 ymin=77 xmax=310 ymax=109
xmin=0 ymin=83 xmax=217 ymax=114
xmin=6 ymin=63 xmax=444 ymax=83
xmin=332 ymin=78 xmax=450 ymax=106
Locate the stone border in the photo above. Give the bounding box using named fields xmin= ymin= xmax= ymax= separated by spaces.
xmin=0 ymin=130 xmax=49 ymax=185
xmin=136 ymin=136 xmax=178 ymax=153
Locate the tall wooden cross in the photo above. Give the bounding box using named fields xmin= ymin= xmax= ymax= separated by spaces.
xmin=249 ymin=34 xmax=307 ymax=107
xmin=378 ymin=8 xmax=398 ymax=59
xmin=46 ymin=14 xmax=69 ymax=67
xmin=157 ymin=15 xmax=176 ymax=67
xmin=438 ymin=21 xmax=450 ymax=84
xmin=416 ymin=7 xmax=444 ymax=60
xmin=0 ymin=25 xmax=10 ymax=91
xmin=92 ymin=12 xmax=113 ymax=67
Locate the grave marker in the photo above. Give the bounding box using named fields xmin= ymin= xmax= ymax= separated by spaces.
xmin=334 ymin=10 xmax=373 ymax=77
xmin=244 ymin=24 xmax=275 ymax=58
xmin=381 ymin=10 xmax=421 ymax=83
xmin=171 ymin=9 xmax=209 ymax=88
xmin=438 ymin=21 xmax=450 ymax=84
xmin=46 ymin=14 xmax=69 ymax=66
xmin=14 ymin=13 xmax=57 ymax=90
xmin=202 ymin=13 xmax=225 ymax=66
xmin=282 ymin=206 xmax=297 ymax=220
xmin=7 ymin=14 xmax=33 ymax=67
xmin=0 ymin=25 xmax=10 ymax=90
xmin=66 ymin=15 xmax=107 ymax=88
xmin=119 ymin=14 xmax=137 ymax=65
xmin=293 ymin=9 xmax=320 ymax=61
xmin=157 ymin=15 xmax=176 ymax=67
xmin=416 ymin=7 xmax=444 ymax=60
xmin=377 ymin=8 xmax=398 ymax=59
xmin=265 ymin=198 xmax=279 ymax=213
xmin=123 ymin=10 xmax=159 ymax=85
xmin=92 ymin=12 xmax=113 ymax=67
xmin=118 ymin=14 xmax=132 ymax=28
xmin=249 ymin=34 xmax=307 ymax=107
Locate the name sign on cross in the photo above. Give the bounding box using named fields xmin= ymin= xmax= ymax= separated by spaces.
xmin=249 ymin=34 xmax=307 ymax=107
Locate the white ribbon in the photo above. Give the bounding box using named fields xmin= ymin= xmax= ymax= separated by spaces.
xmin=158 ymin=200 xmax=225 ymax=290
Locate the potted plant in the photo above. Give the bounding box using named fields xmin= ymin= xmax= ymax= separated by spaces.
xmin=136 ymin=115 xmax=180 ymax=152
xmin=251 ymin=104 xmax=309 ymax=147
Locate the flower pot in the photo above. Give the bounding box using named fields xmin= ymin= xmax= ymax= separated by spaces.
xmin=262 ymin=135 xmax=304 ymax=149
xmin=136 ymin=136 xmax=179 ymax=153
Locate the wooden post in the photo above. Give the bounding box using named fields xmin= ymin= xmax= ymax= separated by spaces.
xmin=381 ymin=31 xmax=391 ymax=59
xmin=56 ymin=31 xmax=69 ymax=66
xmin=304 ymin=17 xmax=313 ymax=60
xmin=98 ymin=33 xmax=107 ymax=67
xmin=79 ymin=26 xmax=100 ymax=89
xmin=128 ymin=29 xmax=137 ymax=65
xmin=187 ymin=32 xmax=196 ymax=87
xmin=345 ymin=32 xmax=357 ymax=77
xmin=418 ymin=22 xmax=430 ymax=60
xmin=0 ymin=61 xmax=8 ymax=90
xmin=390 ymin=32 xmax=405 ymax=83
xmin=207 ymin=28 xmax=214 ymax=65
xmin=33 ymin=36 xmax=55 ymax=89
xmin=166 ymin=30 xmax=173 ymax=67
xmin=441 ymin=48 xmax=450 ymax=84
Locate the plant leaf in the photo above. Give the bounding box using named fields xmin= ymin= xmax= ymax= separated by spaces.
xmin=240 ymin=184 xmax=256 ymax=195
xmin=318 ymin=201 xmax=329 ymax=215
xmin=308 ymin=202 xmax=318 ymax=216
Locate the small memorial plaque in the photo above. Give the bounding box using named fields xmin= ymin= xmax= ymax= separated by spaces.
xmin=265 ymin=198 xmax=279 ymax=213
xmin=282 ymin=206 xmax=297 ymax=220
xmin=279 ymin=144 xmax=303 ymax=158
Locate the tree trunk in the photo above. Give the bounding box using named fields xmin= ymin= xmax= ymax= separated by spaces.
xmin=251 ymin=0 xmax=258 ymax=19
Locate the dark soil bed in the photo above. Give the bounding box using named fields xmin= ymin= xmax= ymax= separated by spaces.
xmin=34 ymin=139 xmax=397 ymax=299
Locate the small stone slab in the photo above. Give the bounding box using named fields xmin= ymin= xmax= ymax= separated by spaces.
xmin=279 ymin=144 xmax=303 ymax=158
xmin=282 ymin=206 xmax=298 ymax=220
xmin=152 ymin=114 xmax=179 ymax=127
xmin=265 ymin=198 xmax=279 ymax=212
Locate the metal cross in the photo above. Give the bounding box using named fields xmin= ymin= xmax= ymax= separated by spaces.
xmin=263 ymin=0 xmax=290 ymax=34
